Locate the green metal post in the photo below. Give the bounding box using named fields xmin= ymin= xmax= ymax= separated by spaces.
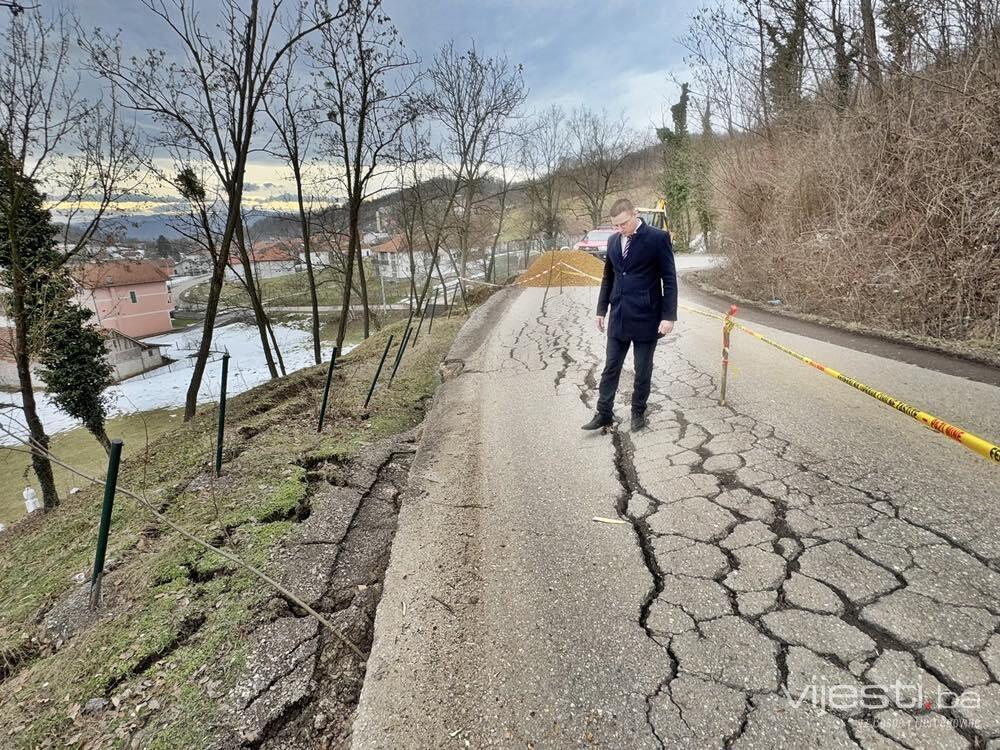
xmin=317 ymin=346 xmax=339 ymax=432
xmin=90 ymin=439 xmax=123 ymax=609
xmin=215 ymin=352 xmax=230 ymax=477
xmin=412 ymin=293 xmax=430 ymax=346
xmin=389 ymin=325 xmax=410 ymax=376
xmin=427 ymin=288 xmax=440 ymax=335
xmin=363 ymin=334 xmax=395 ymax=410
xmin=388 ymin=326 xmax=413 ymax=386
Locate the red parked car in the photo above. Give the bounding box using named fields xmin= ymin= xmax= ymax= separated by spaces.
xmin=573 ymin=226 xmax=617 ymax=259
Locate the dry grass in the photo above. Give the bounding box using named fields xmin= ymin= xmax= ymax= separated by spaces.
xmin=708 ymin=52 xmax=1000 ymax=351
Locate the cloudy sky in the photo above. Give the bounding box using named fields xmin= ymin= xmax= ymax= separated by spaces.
xmin=66 ymin=0 xmax=701 ymax=216
xmin=387 ymin=0 xmax=698 ymax=127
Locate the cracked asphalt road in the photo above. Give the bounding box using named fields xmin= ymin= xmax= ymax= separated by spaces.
xmin=352 ymin=282 xmax=1000 ymax=750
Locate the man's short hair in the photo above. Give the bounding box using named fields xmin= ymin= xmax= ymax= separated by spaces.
xmin=609 ymin=198 xmax=634 ymax=217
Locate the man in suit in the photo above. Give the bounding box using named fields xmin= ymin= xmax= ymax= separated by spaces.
xmin=582 ymin=197 xmax=677 ymax=432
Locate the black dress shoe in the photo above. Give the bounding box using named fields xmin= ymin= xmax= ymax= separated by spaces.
xmin=630 ymin=412 xmax=647 ymax=431
xmin=581 ymin=413 xmax=613 ymax=430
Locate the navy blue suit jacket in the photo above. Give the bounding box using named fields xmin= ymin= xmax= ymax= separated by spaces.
xmin=595 ymin=220 xmax=678 ymax=342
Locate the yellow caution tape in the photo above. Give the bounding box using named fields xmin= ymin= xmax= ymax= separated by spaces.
xmin=517 ymin=261 xmax=602 ymax=286
xmin=516 ymin=265 xmax=559 ymax=285
xmin=680 ymin=303 xmax=727 ymax=322
xmin=558 ymin=263 xmax=602 ymax=282
xmin=538 ymin=281 xmax=997 ymax=463
xmin=688 ymin=304 xmax=1000 ymax=465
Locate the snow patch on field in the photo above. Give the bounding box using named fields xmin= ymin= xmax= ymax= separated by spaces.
xmin=0 ymin=323 xmax=353 ymax=445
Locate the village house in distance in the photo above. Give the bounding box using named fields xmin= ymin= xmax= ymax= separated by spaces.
xmin=72 ymin=260 xmax=175 ymax=338
xmin=369 ymin=233 xmax=432 ymax=281
xmin=225 ymin=241 xmax=299 ymax=282
xmin=68 ymin=260 xmax=175 ymax=382
xmin=1 ymin=261 xmax=176 ymax=388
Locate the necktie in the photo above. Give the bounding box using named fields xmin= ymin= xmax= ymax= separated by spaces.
xmin=622 ymin=233 xmax=631 ymax=261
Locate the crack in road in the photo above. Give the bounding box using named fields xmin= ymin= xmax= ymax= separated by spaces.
xmin=527 ymin=289 xmax=999 ymax=749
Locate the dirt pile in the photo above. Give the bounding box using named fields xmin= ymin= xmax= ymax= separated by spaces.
xmin=517 ymin=251 xmax=605 ymax=287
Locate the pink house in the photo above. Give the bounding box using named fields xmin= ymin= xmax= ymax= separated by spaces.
xmin=72 ymin=261 xmax=174 ymax=338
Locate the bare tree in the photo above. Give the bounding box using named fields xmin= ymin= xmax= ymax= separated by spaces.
xmin=85 ymin=0 xmax=348 ymax=421
xmin=565 ymin=107 xmax=638 ymax=227
xmin=1 ymin=8 xmax=142 ymax=509
xmin=234 ymin=214 xmax=287 ymax=375
xmin=311 ymin=0 xmax=420 ymax=350
xmin=682 ymin=2 xmax=772 ymax=135
xmin=480 ymin=132 xmax=518 ymax=282
xmin=265 ymin=56 xmax=323 ymax=363
xmin=170 ymin=165 xmax=230 ymax=401
xmin=881 ymin=0 xmax=923 ymax=73
xmin=859 ymin=0 xmax=883 ymax=92
xmin=420 ymin=42 xmax=526 ymax=303
xmin=522 ymin=105 xmax=567 ymax=249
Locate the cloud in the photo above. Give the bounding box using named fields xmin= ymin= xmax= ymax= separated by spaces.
xmin=64 ymin=0 xmax=705 ymax=219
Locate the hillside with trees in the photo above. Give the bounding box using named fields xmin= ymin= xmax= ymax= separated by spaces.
xmin=673 ymin=0 xmax=1000 ymax=354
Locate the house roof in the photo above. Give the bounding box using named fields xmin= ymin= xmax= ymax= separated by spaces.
xmin=107 ymin=328 xmax=166 ymax=351
xmin=72 ymin=261 xmax=170 ymax=289
xmin=227 ymin=244 xmax=297 ymax=265
xmin=371 ymin=233 xmax=431 ymax=254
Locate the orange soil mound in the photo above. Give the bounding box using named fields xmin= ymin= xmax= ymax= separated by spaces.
xmin=517 ymin=250 xmax=605 ymax=287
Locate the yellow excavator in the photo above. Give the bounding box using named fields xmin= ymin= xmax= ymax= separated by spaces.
xmin=637 ymin=199 xmax=669 ymax=231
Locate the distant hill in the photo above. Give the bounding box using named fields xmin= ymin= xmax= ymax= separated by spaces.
xmin=61 ymin=211 xmax=287 ymax=242
xmin=62 ymin=141 xmax=664 ymax=244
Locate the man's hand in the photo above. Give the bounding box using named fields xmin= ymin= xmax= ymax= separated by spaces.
xmin=658 ymin=320 xmax=674 ymax=336
xmin=596 ymin=315 xmax=605 ymax=333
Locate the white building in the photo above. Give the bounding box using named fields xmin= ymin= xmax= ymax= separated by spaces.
xmin=225 ymin=243 xmax=298 ymax=282
xmin=368 ymin=234 xmax=433 ymax=281
xmin=105 ymin=330 xmax=170 ymax=380
xmin=175 ymin=253 xmax=212 ymax=276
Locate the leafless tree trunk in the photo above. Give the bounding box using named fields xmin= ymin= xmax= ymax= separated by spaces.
xmin=233 ymin=221 xmax=280 ymax=377
xmin=265 ymin=59 xmax=323 ymax=363
xmin=2 ymin=9 xmax=142 ymax=508
xmin=523 ymin=105 xmax=567 ymax=249
xmin=86 ymin=0 xmax=348 ymax=421
xmin=860 ymin=0 xmax=884 ymax=93
xmin=171 ymin=167 xmax=228 ymax=421
xmin=312 ymin=0 xmax=419 ymax=352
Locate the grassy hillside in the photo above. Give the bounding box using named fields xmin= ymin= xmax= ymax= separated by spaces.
xmin=0 ymin=409 xmax=182 ymax=527
xmin=0 ymin=306 xmax=471 ymax=748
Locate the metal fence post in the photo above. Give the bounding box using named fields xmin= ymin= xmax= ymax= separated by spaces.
xmin=720 ymin=305 xmax=738 ymax=406
xmin=363 ymin=335 xmax=395 ymax=410
xmin=412 ymin=293 xmax=430 ymax=346
xmin=89 ymin=439 xmax=124 ymax=609
xmin=427 ymin=287 xmax=440 ymax=335
xmin=215 ymin=352 xmax=230 ymax=476
xmin=388 ymin=326 xmax=413 ymax=386
xmin=317 ymin=346 xmax=339 ymax=432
